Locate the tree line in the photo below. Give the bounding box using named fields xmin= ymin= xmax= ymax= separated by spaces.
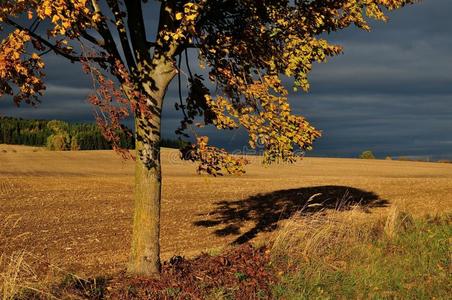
xmin=0 ymin=116 xmax=133 ymax=150
xmin=0 ymin=117 xmax=185 ymax=150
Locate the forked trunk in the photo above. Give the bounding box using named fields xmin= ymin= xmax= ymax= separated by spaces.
xmin=127 ymin=62 xmax=176 ymax=276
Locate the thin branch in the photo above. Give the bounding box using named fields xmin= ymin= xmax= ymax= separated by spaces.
xmin=79 ymin=30 xmax=105 ymax=47
xmin=177 ymin=53 xmax=198 ymax=139
xmin=87 ymin=0 xmax=126 ymax=74
xmin=149 ymin=41 xmax=199 ymax=50
xmin=90 ymin=0 xmax=102 ymax=14
xmin=185 ymin=48 xmax=194 ymax=80
xmin=38 ymin=48 xmax=53 ymax=57
xmin=31 ymin=20 xmax=41 ymax=33
xmin=5 ymin=18 xmax=105 ymax=63
xmin=177 ymin=54 xmax=189 ymax=120
xmin=28 ymin=18 xmax=40 ymax=32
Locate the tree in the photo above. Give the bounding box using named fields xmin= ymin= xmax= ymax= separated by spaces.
xmin=0 ymin=0 xmax=415 ymax=276
xmin=359 ymin=150 xmax=376 ymax=159
xmin=46 ymin=120 xmax=71 ymax=150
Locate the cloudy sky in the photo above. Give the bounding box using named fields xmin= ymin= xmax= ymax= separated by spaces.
xmin=1 ymin=0 xmax=451 ymax=158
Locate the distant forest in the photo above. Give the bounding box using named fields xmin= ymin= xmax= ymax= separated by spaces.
xmin=0 ymin=117 xmax=185 ymax=150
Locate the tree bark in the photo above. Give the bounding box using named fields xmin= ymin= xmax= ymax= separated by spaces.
xmin=128 ymin=117 xmax=163 ymax=276
xmin=127 ymin=60 xmax=176 ymax=276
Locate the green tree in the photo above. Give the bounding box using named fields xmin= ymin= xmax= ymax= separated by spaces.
xmin=359 ymin=150 xmax=376 ymax=159
xmin=70 ymin=136 xmax=80 ymax=151
xmin=0 ymin=0 xmax=415 ymax=276
xmin=46 ymin=120 xmax=71 ymax=150
xmin=46 ymin=133 xmax=70 ymax=150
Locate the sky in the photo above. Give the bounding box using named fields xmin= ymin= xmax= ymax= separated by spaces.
xmin=1 ymin=0 xmax=451 ymax=159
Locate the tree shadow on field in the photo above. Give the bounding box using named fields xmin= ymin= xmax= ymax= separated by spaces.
xmin=194 ymin=185 xmax=389 ymax=245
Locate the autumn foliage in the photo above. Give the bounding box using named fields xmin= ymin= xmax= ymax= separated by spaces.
xmin=0 ymin=29 xmax=45 ymax=105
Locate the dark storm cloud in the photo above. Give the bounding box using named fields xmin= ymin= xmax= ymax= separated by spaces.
xmin=1 ymin=0 xmax=451 ymax=158
xmin=293 ymin=0 xmax=452 ymax=158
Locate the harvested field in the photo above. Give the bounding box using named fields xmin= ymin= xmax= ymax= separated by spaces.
xmin=1 ymin=144 xmax=451 ymax=276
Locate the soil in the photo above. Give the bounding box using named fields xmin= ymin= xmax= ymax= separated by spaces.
xmin=1 ymin=144 xmax=451 ymax=277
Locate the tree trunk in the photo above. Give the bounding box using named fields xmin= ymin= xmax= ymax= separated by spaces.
xmin=127 ymin=61 xmax=176 ymax=276
xmin=128 ymin=117 xmax=163 ymax=276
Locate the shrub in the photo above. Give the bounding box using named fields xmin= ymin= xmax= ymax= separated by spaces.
xmin=359 ymin=150 xmax=375 ymax=159
xmin=46 ymin=134 xmax=70 ymax=151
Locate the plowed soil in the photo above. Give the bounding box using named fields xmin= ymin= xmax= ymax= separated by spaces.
xmin=1 ymin=144 xmax=451 ymax=276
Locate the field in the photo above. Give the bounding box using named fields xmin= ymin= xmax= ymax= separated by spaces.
xmin=1 ymin=144 xmax=451 ymax=298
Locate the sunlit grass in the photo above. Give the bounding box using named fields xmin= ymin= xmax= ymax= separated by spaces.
xmin=271 ymin=209 xmax=451 ymax=299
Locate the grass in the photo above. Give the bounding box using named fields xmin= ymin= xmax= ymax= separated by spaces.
xmin=0 ymin=217 xmax=24 ymax=300
xmin=0 ymin=216 xmax=103 ymax=300
xmin=1 ymin=209 xmax=450 ymax=299
xmin=0 ymin=217 xmax=42 ymax=300
xmin=0 ymin=250 xmax=107 ymax=300
xmin=271 ymin=209 xmax=451 ymax=299
xmin=0 ymin=251 xmax=26 ymax=300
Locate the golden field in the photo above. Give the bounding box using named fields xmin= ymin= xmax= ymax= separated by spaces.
xmin=1 ymin=144 xmax=451 ymax=277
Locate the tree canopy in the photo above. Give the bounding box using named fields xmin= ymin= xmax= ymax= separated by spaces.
xmin=1 ymin=0 xmax=415 ymax=173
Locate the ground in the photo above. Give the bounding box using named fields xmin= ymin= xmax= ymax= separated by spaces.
xmin=1 ymin=144 xmax=451 ymax=277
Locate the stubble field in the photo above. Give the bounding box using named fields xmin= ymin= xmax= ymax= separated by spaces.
xmin=1 ymin=144 xmax=451 ymax=277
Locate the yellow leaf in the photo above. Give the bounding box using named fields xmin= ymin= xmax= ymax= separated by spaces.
xmin=44 ymin=6 xmax=52 ymax=16
xmin=186 ymin=14 xmax=197 ymax=22
xmin=175 ymin=12 xmax=183 ymax=21
xmin=93 ymin=13 xmax=102 ymax=23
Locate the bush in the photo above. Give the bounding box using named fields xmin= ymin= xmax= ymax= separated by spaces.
xmin=359 ymin=150 xmax=375 ymax=159
xmin=46 ymin=134 xmax=70 ymax=151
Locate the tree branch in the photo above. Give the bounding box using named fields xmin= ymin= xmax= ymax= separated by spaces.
xmin=148 ymin=41 xmax=199 ymax=50
xmin=79 ymin=30 xmax=106 ymax=48
xmin=28 ymin=18 xmax=40 ymax=33
xmin=4 ymin=18 xmax=106 ymax=63
xmin=106 ymin=0 xmax=137 ymax=71
xmin=124 ymin=0 xmax=150 ymax=65
xmin=151 ymin=0 xmax=185 ymax=61
xmin=88 ymin=0 xmax=127 ymax=74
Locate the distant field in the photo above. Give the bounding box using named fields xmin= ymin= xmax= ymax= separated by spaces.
xmin=1 ymin=144 xmax=451 ymax=276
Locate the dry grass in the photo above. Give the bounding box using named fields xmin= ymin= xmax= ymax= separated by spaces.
xmin=0 ymin=251 xmax=26 ymax=300
xmin=1 ymin=144 xmax=451 ymax=278
xmin=0 ymin=216 xmax=44 ymax=300
xmin=0 ymin=251 xmax=50 ymax=300
xmin=0 ymin=216 xmax=103 ymax=299
xmin=270 ymin=207 xmax=451 ymax=299
xmin=270 ymin=205 xmax=415 ymax=268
